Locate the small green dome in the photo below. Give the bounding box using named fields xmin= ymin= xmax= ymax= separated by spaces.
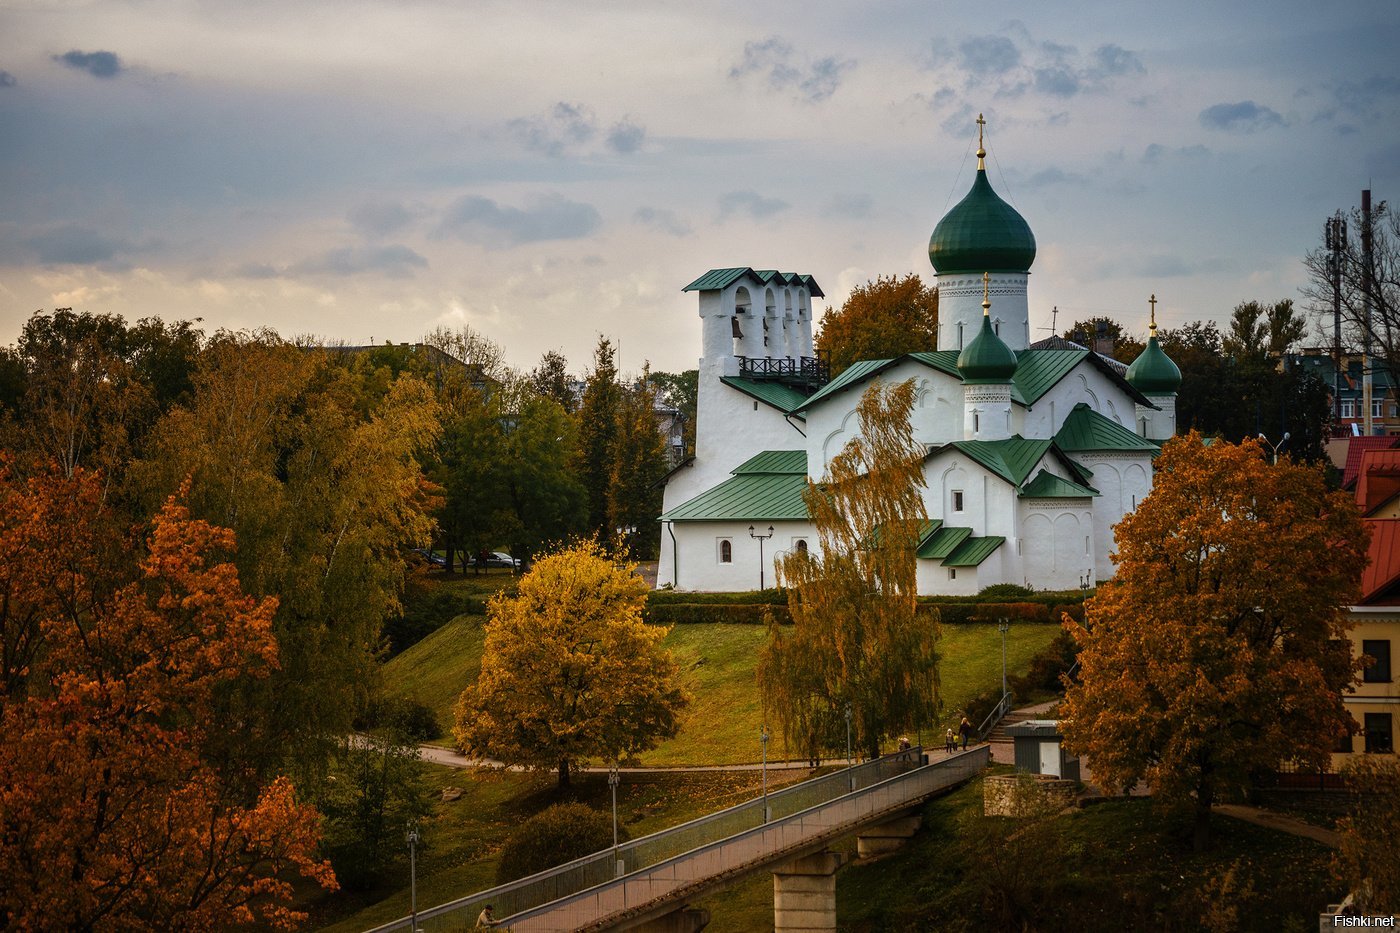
xmin=1126 ymin=335 xmax=1181 ymax=394
xmin=958 ymin=315 xmax=1018 ymax=384
xmin=929 ymin=170 xmax=1037 ymax=275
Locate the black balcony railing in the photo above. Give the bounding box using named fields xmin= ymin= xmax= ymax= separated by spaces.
xmin=738 ymin=356 xmax=830 ymax=393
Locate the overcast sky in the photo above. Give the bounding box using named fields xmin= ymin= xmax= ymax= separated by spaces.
xmin=1 ymin=0 xmax=1397 ymax=375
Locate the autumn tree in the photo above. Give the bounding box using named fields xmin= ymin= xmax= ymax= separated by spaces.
xmin=1059 ymin=433 xmax=1367 ymax=850
xmin=608 ymin=370 xmax=669 ymax=559
xmin=129 ymin=330 xmax=440 ymax=785
xmin=454 ymin=539 xmax=689 ymax=787
xmin=815 ymin=274 xmax=939 ymax=375
xmin=0 ymin=465 xmax=334 ymax=928
xmin=759 ymin=380 xmax=940 ymax=760
xmin=1334 ymin=756 xmax=1400 ymax=913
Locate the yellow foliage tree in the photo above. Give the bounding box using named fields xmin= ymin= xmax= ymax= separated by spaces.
xmin=454 ymin=540 xmax=689 ymax=787
xmin=814 ymin=274 xmax=938 ymax=375
xmin=759 ymin=380 xmax=939 ymax=760
xmin=1060 ymin=433 xmax=1367 ymax=850
xmin=1334 ymin=756 xmax=1400 ymax=913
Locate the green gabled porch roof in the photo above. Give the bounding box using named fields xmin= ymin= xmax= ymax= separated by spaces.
xmin=733 ymin=449 xmax=807 ymax=474
xmin=943 ymin=535 xmax=1006 ymax=568
xmin=1019 ymin=469 xmax=1099 ymax=499
xmin=1053 ymin=402 xmax=1159 ymax=452
xmin=659 ymin=473 xmax=809 ymax=522
xmin=917 ymin=525 xmax=971 ymax=560
xmin=720 ymin=376 xmax=809 ymax=417
xmin=944 ymin=436 xmax=1054 ymax=487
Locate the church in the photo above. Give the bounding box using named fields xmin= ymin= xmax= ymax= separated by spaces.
xmin=657 ymin=124 xmax=1183 ymax=595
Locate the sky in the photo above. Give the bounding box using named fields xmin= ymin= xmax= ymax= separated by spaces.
xmin=1 ymin=0 xmax=1397 ymax=376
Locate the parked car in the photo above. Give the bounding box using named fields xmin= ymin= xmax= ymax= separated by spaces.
xmin=412 ymin=548 xmax=447 ymax=567
xmin=482 ymin=551 xmax=521 ymax=569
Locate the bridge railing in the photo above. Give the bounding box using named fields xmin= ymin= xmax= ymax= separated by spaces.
xmin=366 ymin=750 xmax=924 ymax=933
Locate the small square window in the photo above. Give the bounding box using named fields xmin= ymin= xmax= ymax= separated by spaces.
xmin=952 ymin=490 xmax=964 ymax=512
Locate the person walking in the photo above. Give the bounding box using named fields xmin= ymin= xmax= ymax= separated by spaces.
xmin=958 ymin=716 xmax=973 ymax=750
xmin=944 ymin=727 xmax=955 ymax=754
xmin=476 ymin=903 xmax=496 ymax=928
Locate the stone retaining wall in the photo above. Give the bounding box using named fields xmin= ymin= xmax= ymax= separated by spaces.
xmin=983 ymin=773 xmax=1079 ymax=817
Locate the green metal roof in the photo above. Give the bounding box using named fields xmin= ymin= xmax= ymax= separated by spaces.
xmin=659 ymin=473 xmax=809 ymax=522
xmin=928 ymin=169 xmax=1037 ymax=274
xmin=682 ymin=268 xmax=753 ymax=292
xmin=943 ymin=535 xmax=1006 ymax=567
xmin=945 ymin=436 xmax=1053 ymax=487
xmin=733 ymin=449 xmax=808 ymax=474
xmin=906 ymin=350 xmax=962 ymax=378
xmin=958 ymin=315 xmax=1018 ymax=383
xmin=1018 ymin=469 xmax=1099 ymax=499
xmin=720 ymin=376 xmax=809 ymax=416
xmin=917 ymin=525 xmax=971 ymax=559
xmin=1054 ymin=402 xmax=1159 ymax=453
xmin=790 ymin=357 xmax=896 ymax=412
xmin=682 ymin=268 xmax=823 ymax=297
xmin=1126 ymin=334 xmax=1182 ymax=394
xmin=1010 ymin=349 xmax=1085 ymax=404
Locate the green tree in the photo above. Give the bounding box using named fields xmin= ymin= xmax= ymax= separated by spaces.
xmin=759 ymin=380 xmax=940 ymax=760
xmin=530 ymin=349 xmax=576 ymax=413
xmin=454 ymin=539 xmax=689 ymax=787
xmin=815 ymin=274 xmax=939 ymax=375
xmin=608 ymin=371 xmax=668 ymax=560
xmin=1060 ymin=434 xmax=1367 ymax=850
xmin=499 ymin=393 xmax=589 ymax=564
xmin=575 ymin=338 xmax=622 ymax=535
xmin=649 ymin=369 xmax=698 ymax=457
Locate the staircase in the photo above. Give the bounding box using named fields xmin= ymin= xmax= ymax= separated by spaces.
xmin=986 ymin=708 xmax=1037 ymax=744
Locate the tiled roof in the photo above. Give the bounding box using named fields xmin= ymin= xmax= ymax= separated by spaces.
xmin=719 ymin=376 xmax=809 ymax=417
xmin=944 ymin=535 xmax=1006 ymax=567
xmin=1018 ymin=470 xmax=1099 ymax=498
xmin=1054 ymin=402 xmax=1160 ymax=452
xmin=1342 ymin=436 xmax=1400 ymax=490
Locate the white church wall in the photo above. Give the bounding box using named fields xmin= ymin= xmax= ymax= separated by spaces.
xmin=661 ymin=520 xmax=814 ymax=592
xmin=1017 ymin=500 xmax=1096 ymax=591
xmin=917 ymin=559 xmax=981 ymax=596
xmin=679 ymin=380 xmax=805 ymax=512
xmin=1073 ymin=453 xmax=1153 ymax=582
xmin=1019 ymin=362 xmax=1136 ymax=438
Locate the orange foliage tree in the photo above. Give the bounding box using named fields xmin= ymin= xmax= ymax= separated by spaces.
xmin=1060 ymin=434 xmax=1367 ymax=850
xmin=814 ymin=274 xmax=938 ymax=375
xmin=0 ymin=464 xmax=335 ymax=929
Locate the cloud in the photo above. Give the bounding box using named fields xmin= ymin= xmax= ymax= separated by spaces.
xmin=349 ymin=201 xmax=417 ymax=238
xmin=1133 ymin=254 xmax=1193 ymax=277
xmin=1331 ymin=75 xmax=1400 ymax=121
xmin=959 ymin=36 xmax=1021 ymax=75
xmin=1142 ymin=143 xmax=1210 ymax=164
xmin=1034 ymin=65 xmax=1080 ymax=97
xmin=633 ymin=207 xmax=691 ymax=237
xmin=26 ymin=225 xmax=128 ymax=264
xmin=1024 ymin=167 xmax=1086 ymax=187
xmin=437 ymin=193 xmax=602 ymax=246
xmin=1092 ymin=44 xmax=1145 ymax=78
xmin=0 ymin=71 xmax=15 ymax=88
xmin=1199 ymin=100 xmax=1285 ymax=132
xmin=821 ymin=194 xmax=873 ymax=219
xmin=607 ymin=119 xmax=646 ymax=154
xmin=292 ymin=244 xmax=428 ymax=279
xmin=509 ymin=102 xmax=597 ymax=157
xmin=717 ymin=190 xmax=789 ymax=221
xmin=53 ymin=49 xmax=123 ymax=79
xmin=729 ymin=36 xmax=855 ymax=103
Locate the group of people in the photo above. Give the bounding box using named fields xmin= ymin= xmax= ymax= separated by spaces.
xmin=943 ymin=716 xmax=973 ymax=753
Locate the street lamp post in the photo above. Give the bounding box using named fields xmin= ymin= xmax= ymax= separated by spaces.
xmin=997 ymin=618 xmax=1010 ymax=701
xmin=761 ymin=726 xmax=770 ymax=822
xmin=608 ymin=762 xmax=622 ymax=877
xmin=1258 ymin=432 xmax=1291 ymax=464
xmin=844 ymin=702 xmax=854 ymax=792
xmin=406 ymin=822 xmax=420 ymax=932
xmin=615 ymin=524 xmax=637 ymax=558
xmin=748 ymin=524 xmax=775 ymax=590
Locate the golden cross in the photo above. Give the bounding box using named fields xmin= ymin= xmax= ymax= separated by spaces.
xmin=975 ymin=113 xmax=987 ymax=169
xmin=982 ymin=272 xmax=991 ymax=315
xmin=976 ymin=113 xmax=985 ymax=148
xmin=1148 ymin=293 xmax=1158 ymax=332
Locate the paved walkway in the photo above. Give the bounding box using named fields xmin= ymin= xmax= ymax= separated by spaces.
xmin=1212 ymin=804 xmax=1341 ymax=847
xmin=417 ymin=742 xmax=970 ymax=774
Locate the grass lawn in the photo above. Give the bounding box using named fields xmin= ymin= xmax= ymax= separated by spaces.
xmin=311 ymin=761 xmax=803 ymax=932
xmin=695 ymin=775 xmax=1336 ymax=932
xmin=382 ymin=617 xmax=1060 ymax=763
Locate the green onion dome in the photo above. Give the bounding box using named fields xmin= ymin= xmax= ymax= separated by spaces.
xmin=957 ymin=314 xmax=1018 ymax=384
xmin=1126 ymin=333 xmax=1182 ymax=394
xmin=929 ymin=169 xmax=1037 ymax=274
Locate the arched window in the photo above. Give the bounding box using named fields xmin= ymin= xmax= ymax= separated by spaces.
xmin=795 ymin=539 xmax=808 ymax=554
xmin=719 ymin=539 xmax=732 ymax=564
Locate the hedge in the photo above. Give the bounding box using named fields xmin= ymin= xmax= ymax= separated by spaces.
xmin=643 ymin=597 xmax=1086 ymax=626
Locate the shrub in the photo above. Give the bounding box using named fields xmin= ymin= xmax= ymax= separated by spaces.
xmin=962 ymin=687 xmax=1005 ymax=731
xmin=646 ymin=603 xmax=791 ymax=625
xmin=978 ymin=583 xmax=1035 ymax=600
xmin=1009 ymin=630 xmax=1079 ymax=699
xmin=357 ymin=696 xmax=443 ymax=742
xmin=496 ymin=803 xmax=629 ymax=884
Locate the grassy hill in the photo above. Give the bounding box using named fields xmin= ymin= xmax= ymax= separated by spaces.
xmin=381 ymin=610 xmax=1060 ymax=765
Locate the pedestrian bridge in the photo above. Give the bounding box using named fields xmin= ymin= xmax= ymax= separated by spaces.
xmin=367 ymin=746 xmax=988 ymax=932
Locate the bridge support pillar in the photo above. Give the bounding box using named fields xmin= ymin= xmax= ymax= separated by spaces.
xmin=772 ymin=850 xmax=844 ymax=932
xmin=856 ymin=814 xmax=922 ymax=860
